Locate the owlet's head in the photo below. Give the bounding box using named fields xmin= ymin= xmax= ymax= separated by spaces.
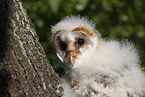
xmin=51 ymin=16 xmax=99 ymax=68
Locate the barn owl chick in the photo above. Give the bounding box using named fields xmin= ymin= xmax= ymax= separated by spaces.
xmin=51 ymin=16 xmax=145 ymax=97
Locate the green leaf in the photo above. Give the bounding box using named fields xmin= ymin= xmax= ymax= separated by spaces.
xmin=48 ymin=0 xmax=60 ymax=14
xmin=77 ymin=0 xmax=89 ymax=10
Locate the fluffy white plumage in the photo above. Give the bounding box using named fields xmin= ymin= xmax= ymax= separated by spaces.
xmin=51 ymin=16 xmax=145 ymax=97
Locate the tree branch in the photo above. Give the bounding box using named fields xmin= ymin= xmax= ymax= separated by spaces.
xmin=0 ymin=0 xmax=63 ymax=96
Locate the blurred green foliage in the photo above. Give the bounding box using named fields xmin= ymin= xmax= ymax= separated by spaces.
xmin=23 ymin=0 xmax=145 ymax=72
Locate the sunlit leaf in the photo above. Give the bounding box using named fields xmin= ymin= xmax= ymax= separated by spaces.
xmin=77 ymin=0 xmax=89 ymax=10
xmin=48 ymin=0 xmax=60 ymax=14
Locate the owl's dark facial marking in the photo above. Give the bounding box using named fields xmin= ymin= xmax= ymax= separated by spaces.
xmin=59 ymin=41 xmax=67 ymax=51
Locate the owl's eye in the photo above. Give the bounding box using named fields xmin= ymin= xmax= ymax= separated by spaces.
xmin=59 ymin=41 xmax=67 ymax=51
xmin=77 ymin=38 xmax=85 ymax=46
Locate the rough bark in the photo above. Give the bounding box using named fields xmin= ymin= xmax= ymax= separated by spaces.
xmin=0 ymin=0 xmax=63 ymax=97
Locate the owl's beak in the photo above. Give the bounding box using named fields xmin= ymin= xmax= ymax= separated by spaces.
xmin=69 ymin=55 xmax=74 ymax=64
xmin=68 ymin=51 xmax=76 ymax=65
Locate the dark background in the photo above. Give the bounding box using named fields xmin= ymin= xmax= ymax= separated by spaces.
xmin=23 ymin=0 xmax=145 ymax=72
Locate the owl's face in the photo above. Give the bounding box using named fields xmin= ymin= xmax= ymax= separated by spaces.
xmin=53 ymin=26 xmax=98 ymax=68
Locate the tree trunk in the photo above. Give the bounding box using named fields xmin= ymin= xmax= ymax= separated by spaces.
xmin=0 ymin=0 xmax=63 ymax=97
